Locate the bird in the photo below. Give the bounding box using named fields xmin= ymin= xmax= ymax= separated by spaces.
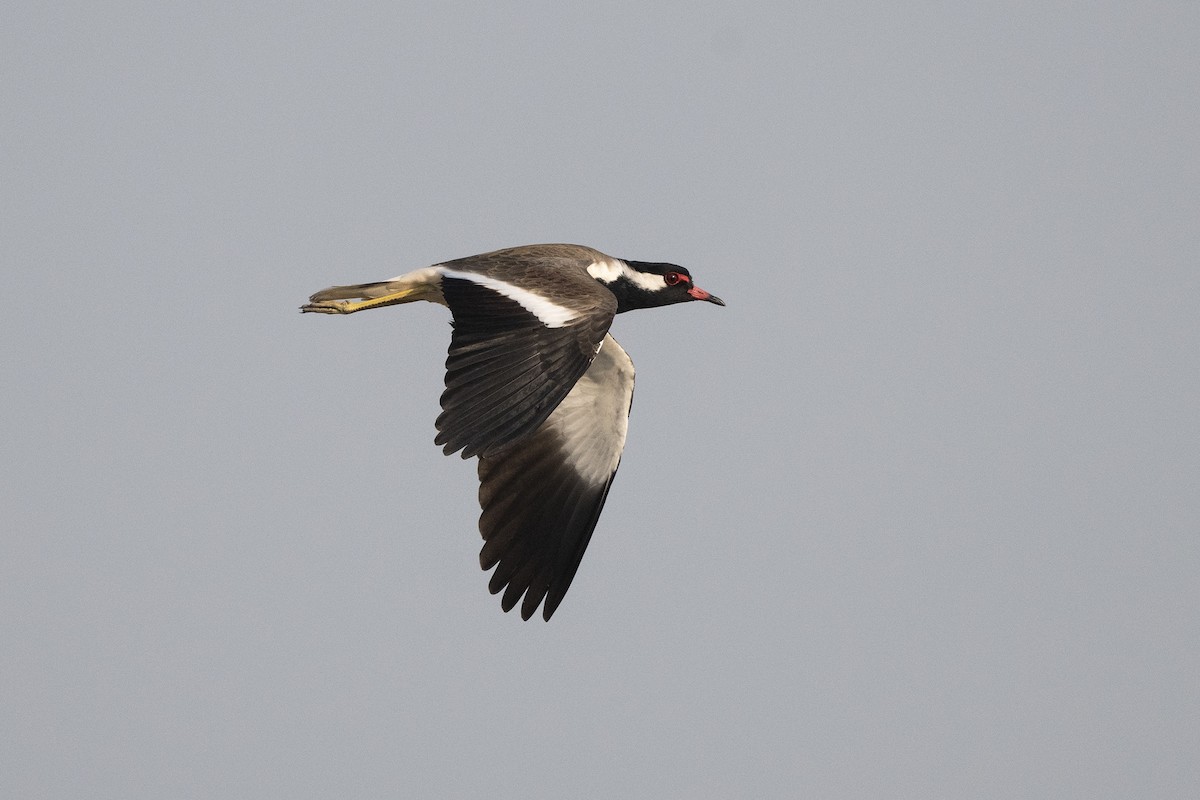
xmin=302 ymin=243 xmax=724 ymax=620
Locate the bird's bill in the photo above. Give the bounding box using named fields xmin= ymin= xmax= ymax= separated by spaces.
xmin=687 ymin=285 xmax=725 ymax=306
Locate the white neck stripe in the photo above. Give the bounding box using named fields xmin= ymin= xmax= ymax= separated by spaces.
xmin=587 ymin=259 xmax=667 ymax=292
xmin=586 ymin=258 xmax=624 ymax=283
xmin=622 ymin=265 xmax=668 ymax=292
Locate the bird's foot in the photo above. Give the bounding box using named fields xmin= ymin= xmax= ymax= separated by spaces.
xmin=300 ymin=300 xmax=356 ymax=314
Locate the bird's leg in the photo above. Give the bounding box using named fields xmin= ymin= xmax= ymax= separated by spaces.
xmin=300 ymin=286 xmax=428 ymax=315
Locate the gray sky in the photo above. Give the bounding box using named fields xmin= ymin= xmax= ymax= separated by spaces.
xmin=3 ymin=2 xmax=1198 ymax=797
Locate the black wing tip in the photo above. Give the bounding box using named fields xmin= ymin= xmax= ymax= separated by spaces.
xmin=541 ymin=594 xmax=563 ymax=621
xmin=433 ymin=428 xmax=485 ymax=459
xmin=436 ymin=416 xmax=539 ymax=460
xmin=476 ymin=465 xmax=618 ymax=623
xmin=487 ymin=571 xmax=561 ymax=621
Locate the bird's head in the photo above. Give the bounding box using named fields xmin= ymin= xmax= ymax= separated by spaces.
xmin=600 ymin=259 xmax=725 ymax=313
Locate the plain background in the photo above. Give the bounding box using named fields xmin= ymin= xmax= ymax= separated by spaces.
xmin=3 ymin=2 xmax=1197 ymax=797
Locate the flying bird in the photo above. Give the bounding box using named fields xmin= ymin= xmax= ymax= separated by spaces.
xmin=302 ymin=243 xmax=724 ymax=620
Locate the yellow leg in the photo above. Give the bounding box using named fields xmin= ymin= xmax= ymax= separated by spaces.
xmin=300 ymin=287 xmax=426 ymax=315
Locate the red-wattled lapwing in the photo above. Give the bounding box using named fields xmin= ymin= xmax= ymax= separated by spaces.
xmin=302 ymin=243 xmax=724 ymax=620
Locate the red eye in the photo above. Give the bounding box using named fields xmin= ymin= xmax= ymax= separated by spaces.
xmin=664 ymin=271 xmax=686 ymax=286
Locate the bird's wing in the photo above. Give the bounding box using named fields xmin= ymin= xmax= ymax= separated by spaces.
xmin=475 ymin=334 xmax=636 ymax=620
xmin=435 ymin=255 xmax=616 ymax=459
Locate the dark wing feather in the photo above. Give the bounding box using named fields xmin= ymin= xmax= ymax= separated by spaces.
xmin=476 ymin=335 xmax=635 ymax=620
xmin=436 ymin=276 xmax=613 ymax=458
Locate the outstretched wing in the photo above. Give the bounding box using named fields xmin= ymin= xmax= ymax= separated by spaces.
xmin=435 ymin=258 xmax=616 ymax=459
xmin=475 ymin=334 xmax=636 ymax=620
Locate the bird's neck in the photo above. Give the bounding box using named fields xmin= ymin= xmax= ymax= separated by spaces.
xmin=590 ymin=260 xmax=670 ymax=313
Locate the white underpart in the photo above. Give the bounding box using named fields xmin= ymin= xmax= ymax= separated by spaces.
xmin=586 ymin=258 xmax=669 ymax=292
xmin=545 ymin=334 xmax=635 ymax=485
xmin=436 ymin=267 xmax=581 ymax=328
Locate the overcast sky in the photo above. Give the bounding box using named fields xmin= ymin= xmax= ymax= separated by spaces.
xmin=3 ymin=2 xmax=1198 ymax=798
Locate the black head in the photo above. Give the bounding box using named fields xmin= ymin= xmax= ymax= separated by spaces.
xmin=604 ymin=259 xmax=725 ymax=313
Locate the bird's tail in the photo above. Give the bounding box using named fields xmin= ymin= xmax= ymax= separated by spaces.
xmin=301 ymin=268 xmax=444 ymax=315
xmin=307 ymin=281 xmax=398 ymax=302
